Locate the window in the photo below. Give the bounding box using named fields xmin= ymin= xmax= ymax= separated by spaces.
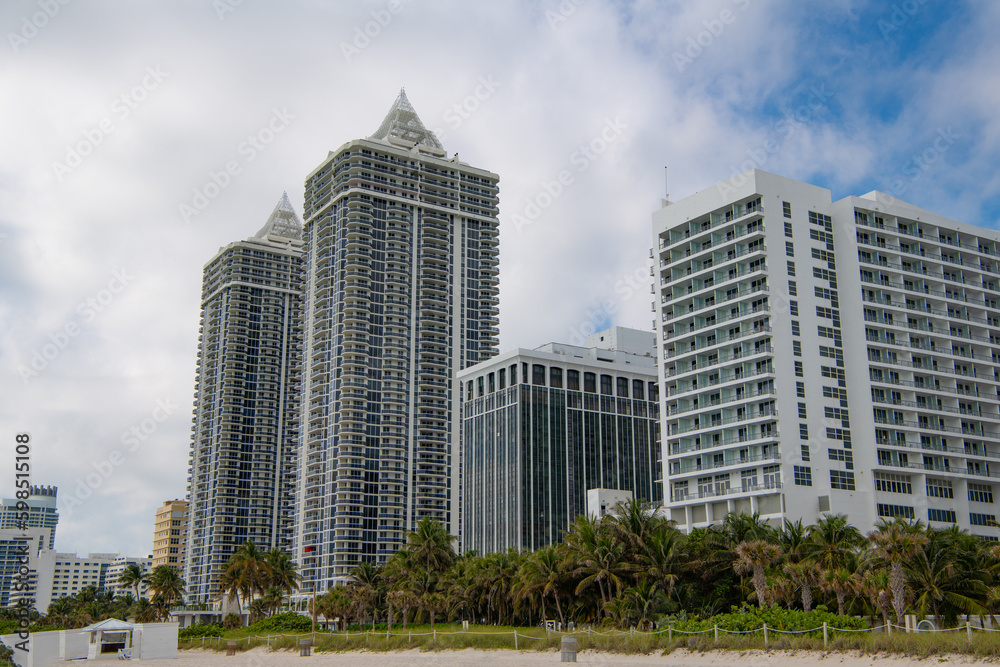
xmin=789 ymin=301 xmax=799 ymax=316
xmin=798 ymin=403 xmax=808 ymax=419
xmin=970 ymin=513 xmax=997 ymax=527
xmin=784 ymin=222 xmax=793 ymax=237
xmin=926 ymin=479 xmax=954 ymax=499
xmin=877 ymin=504 xmax=914 ymax=519
xmin=796 ymin=382 xmax=805 ymax=398
xmin=800 ymin=424 xmax=809 ymax=439
xmin=791 ymin=321 xmax=800 ymax=336
xmin=532 ymin=364 xmax=546 ymax=386
xmin=873 ymin=472 xmax=911 ymax=494
xmin=831 ymin=470 xmax=856 ymax=490
xmin=788 ymin=281 xmax=797 ymax=296
xmin=584 ymin=372 xmax=596 ymax=393
xmin=550 ymin=366 xmax=563 ymax=388
xmin=829 ymin=448 xmax=854 ymax=468
xmin=783 ymin=201 xmax=792 ymax=218
xmin=616 ymin=377 xmax=629 ymax=397
xmin=793 ymin=341 xmax=802 ymax=356
xmin=741 ymin=469 xmax=758 ymax=490
xmin=794 ymin=361 xmax=803 ymax=377
xmin=794 ymin=466 xmax=812 ymax=486
xmin=786 ymin=241 xmax=795 ymax=257
xmin=632 ymin=379 xmax=644 ymax=400
xmin=566 ymin=369 xmax=579 ymax=391
xmin=800 ymin=444 xmax=810 ymax=461
xmin=969 ymin=483 xmax=995 ymax=504
xmin=488 ymin=372 xmax=495 ymax=393
xmin=762 ymin=465 xmax=780 ymax=488
xmin=600 ymin=374 xmax=613 ymax=395
xmin=498 ymin=368 xmax=506 ymax=389
xmin=787 ymin=261 xmax=796 ymax=276
xmin=928 ymin=509 xmax=956 ymax=523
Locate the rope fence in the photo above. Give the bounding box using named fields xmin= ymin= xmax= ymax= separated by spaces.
xmin=178 ymin=618 xmax=1000 ymax=651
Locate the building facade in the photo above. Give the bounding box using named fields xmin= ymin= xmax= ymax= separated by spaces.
xmin=152 ymin=500 xmax=187 ymax=571
xmin=294 ymin=90 xmax=500 ymax=588
xmin=0 ymin=528 xmax=52 ymax=610
xmin=184 ymin=194 xmax=305 ymax=603
xmin=0 ymin=485 xmax=58 ymax=550
xmin=653 ymin=169 xmax=1000 ymax=538
xmin=459 ymin=327 xmax=661 ymax=554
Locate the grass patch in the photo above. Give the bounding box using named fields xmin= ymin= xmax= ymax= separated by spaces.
xmin=178 ymin=622 xmax=1000 ymax=658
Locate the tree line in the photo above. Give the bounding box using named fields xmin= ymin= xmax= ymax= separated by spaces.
xmin=311 ymin=501 xmax=997 ymax=631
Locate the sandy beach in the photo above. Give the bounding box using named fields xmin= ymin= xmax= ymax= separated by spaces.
xmin=128 ymin=647 xmax=1000 ymax=666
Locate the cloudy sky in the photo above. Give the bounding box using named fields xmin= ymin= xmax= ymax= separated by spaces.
xmin=1 ymin=0 xmax=999 ymax=559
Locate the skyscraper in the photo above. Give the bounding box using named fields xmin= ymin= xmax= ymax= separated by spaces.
xmin=654 ymin=169 xmax=1000 ymax=539
xmin=152 ymin=499 xmax=187 ymax=571
xmin=0 ymin=485 xmax=58 ymax=550
xmin=184 ymin=194 xmax=304 ymax=603
xmin=295 ymin=90 xmax=500 ymax=589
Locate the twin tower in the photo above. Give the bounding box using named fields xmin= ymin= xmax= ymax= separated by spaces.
xmin=184 ymin=91 xmax=501 ymax=602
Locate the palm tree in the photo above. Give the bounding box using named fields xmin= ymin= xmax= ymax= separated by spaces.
xmin=868 ymin=519 xmax=928 ymax=623
xmin=264 ymin=548 xmax=301 ymax=603
xmin=350 ymin=561 xmax=382 ymax=630
xmin=46 ymin=597 xmax=75 ymax=627
xmin=517 ymin=545 xmax=566 ymax=626
xmin=625 ymin=578 xmax=667 ymax=630
xmin=779 ymin=519 xmax=810 ymax=564
xmin=403 ymin=517 xmax=457 ymax=573
xmin=147 ymin=565 xmax=186 ymax=614
xmin=641 ymin=525 xmax=683 ymax=601
xmin=821 ymin=568 xmax=854 ymax=616
xmin=907 ymin=527 xmax=988 ymax=627
xmin=783 ymin=560 xmax=822 ymax=611
xmin=222 ymin=540 xmax=272 ymax=611
xmin=734 ymin=540 xmax=782 ymax=607
xmin=117 ymin=563 xmax=149 ymax=601
xmin=809 ymin=514 xmax=864 ymax=571
xmin=131 ymin=597 xmax=158 ymax=623
xmin=574 ymin=533 xmax=630 ymax=616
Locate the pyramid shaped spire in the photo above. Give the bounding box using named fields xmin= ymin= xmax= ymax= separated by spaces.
xmin=254 ymin=192 xmax=302 ymax=241
xmin=369 ymin=88 xmax=444 ymax=152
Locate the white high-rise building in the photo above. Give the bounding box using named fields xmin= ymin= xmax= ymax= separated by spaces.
xmin=654 ymin=170 xmax=1000 ymax=539
xmin=184 ymin=194 xmax=304 ymax=603
xmin=295 ymin=90 xmax=500 ymax=589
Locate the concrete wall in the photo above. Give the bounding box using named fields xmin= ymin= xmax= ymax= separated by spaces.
xmin=59 ymin=629 xmax=88 ymax=660
xmin=1 ymin=629 xmax=61 ymax=667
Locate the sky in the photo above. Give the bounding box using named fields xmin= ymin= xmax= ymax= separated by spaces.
xmin=1 ymin=0 xmax=999 ymax=560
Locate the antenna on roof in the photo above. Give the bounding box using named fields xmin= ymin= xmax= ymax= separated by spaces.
xmin=662 ymin=167 xmax=671 ymax=207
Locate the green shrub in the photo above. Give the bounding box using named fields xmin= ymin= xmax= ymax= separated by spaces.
xmin=179 ymin=623 xmax=223 ymax=639
xmin=221 ymin=613 xmax=242 ymax=630
xmin=674 ymin=605 xmax=866 ymax=636
xmin=247 ymin=611 xmax=312 ymax=633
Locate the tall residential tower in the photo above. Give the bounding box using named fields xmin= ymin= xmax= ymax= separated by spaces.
xmin=295 ymin=90 xmax=500 ymax=589
xmin=184 ymin=195 xmax=304 ymax=603
xmin=654 ymin=170 xmax=1000 ymax=539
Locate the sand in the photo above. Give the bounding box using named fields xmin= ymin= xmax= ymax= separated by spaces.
xmin=130 ymin=647 xmax=1000 ymax=666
